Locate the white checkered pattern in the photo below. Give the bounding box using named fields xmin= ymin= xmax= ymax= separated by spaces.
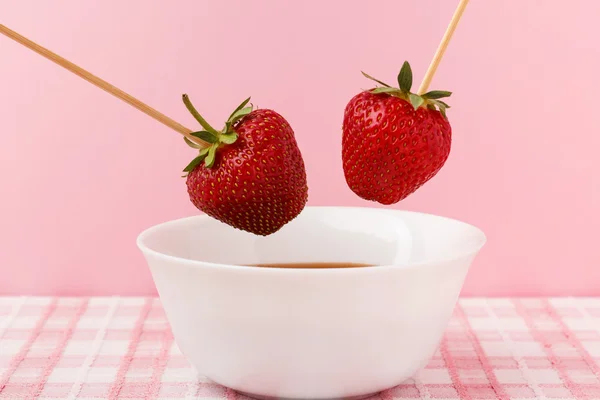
xmin=1 ymin=297 xmax=599 ymax=399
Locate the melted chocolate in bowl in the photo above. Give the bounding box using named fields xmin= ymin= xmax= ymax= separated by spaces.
xmin=249 ymin=262 xmax=372 ymax=269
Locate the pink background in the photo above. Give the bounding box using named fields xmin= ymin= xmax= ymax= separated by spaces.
xmin=1 ymin=1 xmax=599 ymax=296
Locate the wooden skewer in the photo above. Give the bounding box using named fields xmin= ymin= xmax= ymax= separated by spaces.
xmin=417 ymin=0 xmax=470 ymax=95
xmin=0 ymin=24 xmax=208 ymax=147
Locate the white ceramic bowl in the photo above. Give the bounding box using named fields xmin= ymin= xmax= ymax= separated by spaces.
xmin=137 ymin=206 xmax=486 ymax=400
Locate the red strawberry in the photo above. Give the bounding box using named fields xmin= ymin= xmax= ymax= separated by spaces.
xmin=181 ymin=95 xmax=308 ymax=236
xmin=342 ymin=61 xmax=452 ymax=205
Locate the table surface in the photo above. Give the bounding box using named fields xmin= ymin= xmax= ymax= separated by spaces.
xmin=0 ymin=297 xmax=599 ymax=400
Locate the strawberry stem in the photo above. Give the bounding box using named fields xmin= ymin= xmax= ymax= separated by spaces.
xmin=361 ymin=61 xmax=453 ymax=119
xmin=182 ymin=94 xmax=221 ymax=136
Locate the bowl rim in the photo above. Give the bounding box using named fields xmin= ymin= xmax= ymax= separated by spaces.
xmin=136 ymin=205 xmax=487 ymax=274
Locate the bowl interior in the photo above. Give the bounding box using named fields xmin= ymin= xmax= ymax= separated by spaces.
xmin=137 ymin=206 xmax=486 ymax=267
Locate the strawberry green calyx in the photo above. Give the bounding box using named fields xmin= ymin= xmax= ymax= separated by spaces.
xmin=361 ymin=61 xmax=452 ymax=119
xmin=181 ymin=94 xmax=253 ymax=175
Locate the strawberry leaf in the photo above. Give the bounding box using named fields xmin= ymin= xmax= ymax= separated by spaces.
xmin=227 ymin=97 xmax=251 ymax=121
xmin=429 ymin=100 xmax=449 ymax=119
xmin=409 ymin=93 xmax=424 ymax=110
xmin=182 ymin=148 xmax=209 ymax=173
xmin=361 ymin=71 xmax=392 ymax=88
xmin=205 ymin=144 xmax=218 ymax=168
xmin=422 ymin=90 xmax=452 ymax=99
xmin=184 ymin=136 xmax=203 ymax=149
xmin=191 ymin=130 xmax=218 ymax=144
xmin=371 ymin=87 xmax=402 ymax=95
xmin=397 ymin=61 xmax=413 ymax=93
xmin=228 ymin=106 xmax=252 ymax=124
xmin=439 ymin=106 xmax=448 ymax=119
xmin=429 ymin=99 xmax=451 ymax=109
xmin=220 ymin=132 xmax=238 ymax=144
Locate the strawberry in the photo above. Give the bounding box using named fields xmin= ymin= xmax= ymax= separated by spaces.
xmin=342 ymin=61 xmax=452 ymax=205
xmin=181 ymin=95 xmax=308 ymax=236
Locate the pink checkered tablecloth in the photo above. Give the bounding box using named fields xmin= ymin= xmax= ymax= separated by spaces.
xmin=0 ymin=297 xmax=599 ymax=400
